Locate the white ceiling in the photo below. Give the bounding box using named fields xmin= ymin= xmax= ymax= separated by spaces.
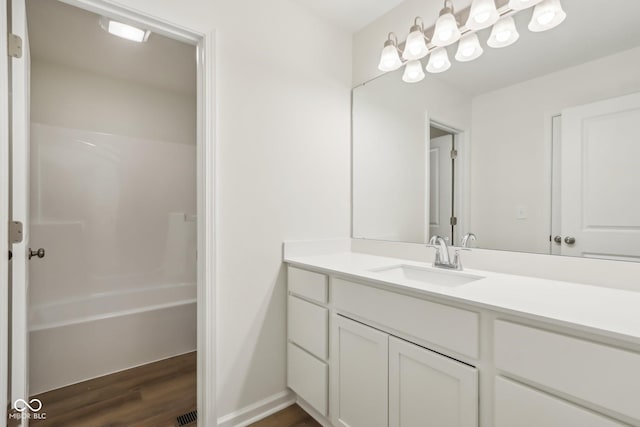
xmin=295 ymin=0 xmax=407 ymax=32
xmin=26 ymin=0 xmax=196 ymax=96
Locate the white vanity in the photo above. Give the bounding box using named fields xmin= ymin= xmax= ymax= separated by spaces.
xmin=284 ymin=244 xmax=640 ymax=427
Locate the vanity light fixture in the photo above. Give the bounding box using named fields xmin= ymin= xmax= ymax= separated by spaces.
xmin=402 ymin=18 xmax=430 ymax=61
xmin=488 ymin=16 xmax=520 ymax=48
xmin=528 ymin=0 xmax=567 ymax=32
xmin=99 ymin=17 xmax=151 ymax=42
xmin=403 ymin=60 xmax=426 ymax=83
xmin=432 ymin=0 xmax=461 ymax=47
xmin=455 ymin=32 xmax=483 ymax=62
xmin=378 ymin=0 xmax=566 ymax=83
xmin=378 ymin=33 xmax=403 ymax=72
xmin=426 ymin=47 xmax=451 ymax=73
xmin=466 ymin=0 xmax=499 ymax=31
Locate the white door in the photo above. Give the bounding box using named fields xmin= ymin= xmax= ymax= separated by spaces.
xmin=10 ymin=0 xmax=32 ymax=424
xmin=389 ymin=336 xmax=478 ymax=427
xmin=1 ymin=1 xmax=11 ymax=424
xmin=561 ymin=92 xmax=640 ymax=261
xmin=331 ymin=315 xmax=388 ymax=427
xmin=429 ymin=135 xmax=453 ymax=242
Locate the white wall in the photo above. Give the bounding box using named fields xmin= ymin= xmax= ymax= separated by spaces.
xmin=31 ymin=59 xmax=195 ymax=144
xmin=470 ymin=46 xmax=640 ymax=253
xmin=100 ymin=0 xmax=352 ymax=421
xmin=353 ymin=68 xmax=472 ymax=243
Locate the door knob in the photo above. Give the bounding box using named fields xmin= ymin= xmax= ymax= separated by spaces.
xmin=553 ymin=236 xmax=562 ymax=244
xmin=28 ymin=248 xmax=45 ymax=260
xmin=564 ymin=237 xmax=576 ymax=245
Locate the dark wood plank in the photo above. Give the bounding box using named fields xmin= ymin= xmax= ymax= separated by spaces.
xmin=30 ymin=352 xmax=196 ymax=427
xmin=249 ymin=404 xmax=322 ymax=427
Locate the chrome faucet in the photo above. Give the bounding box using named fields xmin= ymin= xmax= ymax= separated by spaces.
xmin=461 ymin=233 xmax=477 ymax=248
xmin=428 ymin=235 xmax=467 ymax=270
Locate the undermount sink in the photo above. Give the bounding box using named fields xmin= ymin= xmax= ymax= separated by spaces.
xmin=369 ymin=264 xmax=484 ymax=287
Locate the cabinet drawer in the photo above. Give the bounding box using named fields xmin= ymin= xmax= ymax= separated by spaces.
xmin=288 ymin=295 xmax=328 ymax=360
xmin=332 ymin=278 xmax=479 ymax=359
xmin=288 ymin=267 xmax=328 ymax=304
xmin=495 ymin=320 xmax=640 ymax=421
xmin=287 ymin=343 xmax=328 ymax=416
xmin=495 ymin=377 xmax=625 ymax=427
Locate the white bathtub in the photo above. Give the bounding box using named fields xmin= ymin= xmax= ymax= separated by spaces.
xmin=29 ymin=283 xmax=197 ymax=395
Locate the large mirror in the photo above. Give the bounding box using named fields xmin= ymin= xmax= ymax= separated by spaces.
xmin=353 ymin=0 xmax=640 ymax=261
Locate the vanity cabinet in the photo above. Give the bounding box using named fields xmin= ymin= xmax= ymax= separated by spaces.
xmin=331 ymin=315 xmax=388 ymax=427
xmin=389 ymin=336 xmax=478 ymax=427
xmin=331 ymin=314 xmax=478 ymax=427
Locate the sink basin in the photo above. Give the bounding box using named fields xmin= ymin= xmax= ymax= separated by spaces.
xmin=369 ymin=264 xmax=484 ymax=288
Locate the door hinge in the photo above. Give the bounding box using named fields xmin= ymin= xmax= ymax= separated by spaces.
xmin=450 ymin=216 xmax=458 ymax=226
xmin=8 ymin=33 xmax=23 ymax=58
xmin=10 ymin=221 xmax=23 ymax=243
xmin=450 ymin=149 xmax=458 ymax=160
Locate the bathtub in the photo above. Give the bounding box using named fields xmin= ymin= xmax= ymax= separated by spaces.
xmin=28 ymin=282 xmax=197 ymax=395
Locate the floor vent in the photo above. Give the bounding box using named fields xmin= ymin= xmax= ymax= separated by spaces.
xmin=176 ymin=410 xmax=198 ymax=426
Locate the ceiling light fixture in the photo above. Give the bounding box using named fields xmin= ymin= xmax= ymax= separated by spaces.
xmin=528 ymin=0 xmax=567 ymax=32
xmin=99 ymin=17 xmax=151 ymax=43
xmin=377 ymin=0 xmax=566 ymax=83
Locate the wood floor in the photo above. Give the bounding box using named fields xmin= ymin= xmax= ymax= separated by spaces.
xmin=29 ymin=352 xmax=196 ymax=427
xmin=249 ymin=404 xmax=322 ymax=427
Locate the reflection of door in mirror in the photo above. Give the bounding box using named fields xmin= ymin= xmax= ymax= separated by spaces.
xmin=558 ymin=92 xmax=640 ymax=262
xmin=429 ymin=127 xmax=454 ymax=243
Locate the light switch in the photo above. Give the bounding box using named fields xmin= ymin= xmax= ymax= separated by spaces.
xmin=516 ymin=205 xmax=528 ymax=220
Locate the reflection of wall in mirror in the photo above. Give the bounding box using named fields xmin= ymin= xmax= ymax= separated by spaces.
xmin=352 ymin=71 xmax=472 ymax=243
xmin=470 ymin=46 xmax=640 ymax=254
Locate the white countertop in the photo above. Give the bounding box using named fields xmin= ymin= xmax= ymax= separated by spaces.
xmin=285 ymin=251 xmax=640 ymax=346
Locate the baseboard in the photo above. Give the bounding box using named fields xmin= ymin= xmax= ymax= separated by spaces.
xmin=217 ymin=390 xmax=296 ymax=427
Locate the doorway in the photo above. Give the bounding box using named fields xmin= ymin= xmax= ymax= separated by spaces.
xmin=428 ymin=123 xmax=458 ymax=245
xmin=3 ymin=0 xmax=216 ymax=425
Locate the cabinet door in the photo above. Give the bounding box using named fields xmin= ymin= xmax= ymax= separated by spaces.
xmin=389 ymin=336 xmax=478 ymax=427
xmin=331 ymin=315 xmax=389 ymax=427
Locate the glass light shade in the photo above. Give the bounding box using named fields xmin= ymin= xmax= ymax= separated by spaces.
xmin=508 ymin=0 xmax=543 ymax=10
xmin=432 ymin=10 xmax=461 ymax=47
xmin=403 ymin=26 xmax=429 ymax=60
xmin=455 ymin=33 xmax=483 ymax=62
xmin=426 ymin=48 xmax=451 ymax=73
xmin=466 ymin=0 xmax=499 ymax=31
xmin=488 ymin=16 xmax=520 ymax=48
xmin=402 ymin=60 xmax=426 ymax=83
xmin=378 ymin=43 xmax=403 ymax=72
xmin=528 ymin=0 xmax=567 ymax=32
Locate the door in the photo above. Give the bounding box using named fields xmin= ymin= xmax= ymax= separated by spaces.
xmin=389 ymin=336 xmax=478 ymax=427
xmin=331 ymin=315 xmax=388 ymax=427
xmin=561 ymin=92 xmax=640 ymax=261
xmin=9 ymin=0 xmax=31 ymax=423
xmin=429 ymin=135 xmax=454 ymax=242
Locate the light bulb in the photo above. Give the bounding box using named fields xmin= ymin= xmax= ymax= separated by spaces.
xmin=488 ymin=16 xmax=520 ymax=48
xmin=466 ymin=0 xmax=499 ymax=31
xmin=508 ymin=0 xmax=543 ymax=10
xmin=426 ymin=47 xmax=451 ymax=73
xmin=528 ymin=0 xmax=566 ymax=32
xmin=455 ymin=32 xmax=483 ymax=62
xmin=402 ymin=60 xmax=426 ymax=83
xmin=432 ymin=7 xmax=461 ymax=47
xmin=378 ymin=39 xmax=402 ymax=72
xmin=403 ymin=22 xmax=429 ymax=60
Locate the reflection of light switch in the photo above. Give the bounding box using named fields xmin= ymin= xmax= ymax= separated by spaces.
xmin=516 ymin=205 xmax=528 ymax=220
